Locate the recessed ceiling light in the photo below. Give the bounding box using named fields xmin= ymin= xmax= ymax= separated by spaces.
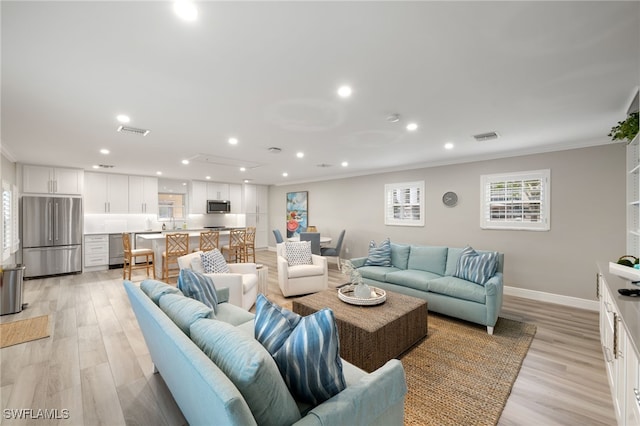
xmin=406 ymin=123 xmax=418 ymax=131
xmin=337 ymin=85 xmax=352 ymax=98
xmin=116 ymin=114 xmax=130 ymax=123
xmin=341 ymin=161 xmax=349 ymax=167
xmin=444 ymin=142 xmax=454 ymax=150
xmin=100 ymin=148 xmax=110 ymax=155
xmin=92 ymin=165 xmax=100 ymax=169
xmin=156 ymin=171 xmax=162 ymax=175
xmin=205 ymin=176 xmax=211 ymax=180
xmin=173 ymin=1 xmax=198 ymax=21
xmin=228 ymin=137 xmax=238 ymax=145
xmin=181 ymin=159 xmax=189 ymax=165
xmin=282 ymin=172 xmax=288 ymax=177
xmin=296 ymin=152 xmax=304 ymax=158
xmin=240 ymin=167 xmax=246 ymax=172
xmin=243 ymin=179 xmax=250 ymax=183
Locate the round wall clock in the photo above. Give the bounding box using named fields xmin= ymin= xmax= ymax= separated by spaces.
xmin=442 ymin=191 xmax=458 ymax=207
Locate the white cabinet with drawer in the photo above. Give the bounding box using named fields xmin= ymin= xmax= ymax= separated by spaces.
xmin=84 ymin=234 xmax=109 ymax=270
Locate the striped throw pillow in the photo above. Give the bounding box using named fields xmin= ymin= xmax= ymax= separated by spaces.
xmin=200 ymin=248 xmax=230 ymax=273
xmin=254 ymin=294 xmax=346 ymax=406
xmin=177 ymin=269 xmax=219 ymax=313
xmin=364 ymin=238 xmax=392 ymax=266
xmin=454 ymin=246 xmax=498 ymax=285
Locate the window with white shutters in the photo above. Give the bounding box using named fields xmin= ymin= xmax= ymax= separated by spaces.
xmin=480 ymin=170 xmax=550 ymax=231
xmin=384 ymin=181 xmax=424 ymax=226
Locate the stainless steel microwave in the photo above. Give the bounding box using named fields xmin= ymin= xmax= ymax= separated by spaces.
xmin=207 ymin=200 xmax=231 ymax=214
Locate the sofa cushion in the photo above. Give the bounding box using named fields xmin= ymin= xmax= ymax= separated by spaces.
xmin=254 ymin=294 xmax=346 ymax=406
xmin=215 ymin=303 xmax=255 ymax=326
xmin=444 ymin=247 xmax=464 ymax=276
xmin=428 ymin=276 xmax=487 ymax=304
xmin=140 ymin=279 xmax=183 ymax=305
xmin=385 ymin=270 xmax=439 ymax=292
xmin=201 ymin=248 xmax=230 ymax=273
xmin=454 ymin=246 xmax=498 ymax=285
xmin=285 ymin=241 xmax=313 ymax=266
xmin=364 ymin=238 xmax=391 ymax=266
xmin=158 ymin=293 xmax=213 ymax=336
xmin=358 ymin=266 xmax=400 ymax=282
xmin=390 ymin=243 xmax=411 ymax=270
xmin=287 ymin=264 xmax=325 ymax=279
xmin=177 ymin=269 xmax=218 ymax=313
xmin=407 ymin=246 xmax=448 ymax=275
xmin=190 ymin=318 xmax=302 ymax=426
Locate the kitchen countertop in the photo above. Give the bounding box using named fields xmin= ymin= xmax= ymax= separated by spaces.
xmin=84 ymin=227 xmax=239 ymax=236
xmin=598 ymin=261 xmax=640 ymax=356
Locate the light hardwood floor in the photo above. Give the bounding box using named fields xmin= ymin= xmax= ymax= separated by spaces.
xmin=0 ymin=250 xmax=615 ymax=425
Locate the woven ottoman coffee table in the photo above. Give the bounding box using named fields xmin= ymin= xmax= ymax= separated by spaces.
xmin=293 ymin=289 xmax=428 ymax=372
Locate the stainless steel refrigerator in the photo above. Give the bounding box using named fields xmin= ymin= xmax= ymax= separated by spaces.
xmin=21 ymin=196 xmax=82 ymax=278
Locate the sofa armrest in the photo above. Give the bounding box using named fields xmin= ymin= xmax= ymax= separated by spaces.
xmin=311 ymin=254 xmax=328 ymax=268
xmin=484 ymin=272 xmax=504 ymax=327
xmin=203 ymin=273 xmax=244 ymax=307
xmin=350 ymin=257 xmax=367 ymax=268
xmin=228 ymin=263 xmax=257 ymax=275
xmin=293 ymin=359 xmax=407 ymax=426
xmin=216 ymin=287 xmax=230 ymax=304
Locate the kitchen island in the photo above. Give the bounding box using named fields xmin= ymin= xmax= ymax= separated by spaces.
xmin=136 ymin=229 xmax=234 ymax=278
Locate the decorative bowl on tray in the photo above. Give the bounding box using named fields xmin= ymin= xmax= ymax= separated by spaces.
xmin=338 ymin=284 xmax=386 ymax=306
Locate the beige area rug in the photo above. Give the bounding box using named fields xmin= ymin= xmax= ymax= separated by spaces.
xmin=0 ymin=315 xmax=50 ymax=348
xmin=401 ymin=314 xmax=536 ymax=426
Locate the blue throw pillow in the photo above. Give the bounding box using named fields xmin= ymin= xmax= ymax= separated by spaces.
xmin=364 ymin=238 xmax=392 ymax=266
xmin=454 ymin=246 xmax=498 ymax=285
xmin=254 ymin=294 xmax=346 ymax=406
xmin=140 ymin=279 xmax=183 ymax=305
xmin=158 ymin=293 xmax=213 ymax=336
xmin=177 ymin=269 xmax=219 ymax=313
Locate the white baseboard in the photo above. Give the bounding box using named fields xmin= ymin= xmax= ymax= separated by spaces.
xmin=504 ymin=286 xmax=598 ymax=311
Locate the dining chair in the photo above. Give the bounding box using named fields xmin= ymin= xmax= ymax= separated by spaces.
xmin=320 ymin=229 xmax=346 ymax=268
xmin=222 ymin=228 xmax=246 ymax=263
xmin=162 ymin=233 xmax=189 ymax=281
xmin=122 ymin=232 xmax=155 ymax=280
xmin=194 ymin=230 xmax=219 ymax=252
xmin=273 ymin=229 xmax=284 ymax=244
xmin=243 ymin=226 xmax=257 ymax=263
xmin=300 ymin=232 xmax=321 ymax=255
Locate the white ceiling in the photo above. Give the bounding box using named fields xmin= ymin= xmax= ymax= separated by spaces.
xmin=2 ymin=1 xmax=639 ymax=186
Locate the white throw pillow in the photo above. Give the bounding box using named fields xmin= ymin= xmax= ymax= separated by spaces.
xmin=201 ymin=248 xmax=230 ymax=273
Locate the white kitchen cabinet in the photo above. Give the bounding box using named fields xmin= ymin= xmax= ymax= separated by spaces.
xmin=84 ymin=234 xmax=108 ymax=270
xmin=129 ymin=176 xmax=158 ymax=214
xmin=84 ymin=172 xmax=129 ymax=214
xmin=22 ymin=164 xmax=84 ymax=195
xmin=189 ymin=181 xmax=207 ymax=214
xmin=229 ymin=184 xmax=242 ymax=213
xmin=598 ymin=268 xmax=640 ymax=425
xmin=243 ymin=184 xmax=268 ymax=248
xmin=207 ymin=182 xmax=230 ymax=200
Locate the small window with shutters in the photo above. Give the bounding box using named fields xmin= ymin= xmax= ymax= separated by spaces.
xmin=480 ymin=169 xmax=550 ymax=231
xmin=384 ymin=181 xmax=424 ymax=226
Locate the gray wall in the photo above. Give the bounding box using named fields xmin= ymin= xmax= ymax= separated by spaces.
xmin=269 ymin=143 xmax=626 ymax=301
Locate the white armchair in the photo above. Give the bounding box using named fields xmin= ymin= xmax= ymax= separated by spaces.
xmin=177 ymin=251 xmax=258 ymax=311
xmin=276 ymin=243 xmax=328 ymax=297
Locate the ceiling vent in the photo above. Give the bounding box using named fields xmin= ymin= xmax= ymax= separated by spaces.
xmin=316 ymin=163 xmax=333 ymax=168
xmin=268 ymin=147 xmax=282 ymax=153
xmin=117 ymin=125 xmax=150 ymax=136
xmin=473 ymin=131 xmax=499 ymax=142
xmin=95 ymin=164 xmax=115 ymax=169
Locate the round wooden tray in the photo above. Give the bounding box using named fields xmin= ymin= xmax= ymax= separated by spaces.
xmin=338 ymin=285 xmax=386 ymax=306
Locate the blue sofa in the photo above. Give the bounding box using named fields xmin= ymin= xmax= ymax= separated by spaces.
xmin=124 ymin=279 xmax=407 ymax=425
xmin=351 ymin=244 xmax=504 ymax=334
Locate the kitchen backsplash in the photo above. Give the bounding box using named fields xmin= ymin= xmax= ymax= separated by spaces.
xmin=84 ymin=213 xmax=247 ymax=233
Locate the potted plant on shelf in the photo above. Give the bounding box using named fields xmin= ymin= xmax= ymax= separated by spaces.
xmin=609 ymin=111 xmax=639 ymax=143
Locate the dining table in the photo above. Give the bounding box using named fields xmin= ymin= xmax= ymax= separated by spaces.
xmin=287 ymin=235 xmax=332 ymax=245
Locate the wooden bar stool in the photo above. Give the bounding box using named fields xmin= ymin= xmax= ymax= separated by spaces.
xmin=221 ymin=228 xmax=246 ymax=263
xmin=194 ymin=230 xmax=219 ymax=252
xmin=243 ymin=226 xmax=256 ymax=263
xmin=122 ymin=233 xmax=155 ymax=280
xmin=162 ymin=233 xmax=189 ymax=282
